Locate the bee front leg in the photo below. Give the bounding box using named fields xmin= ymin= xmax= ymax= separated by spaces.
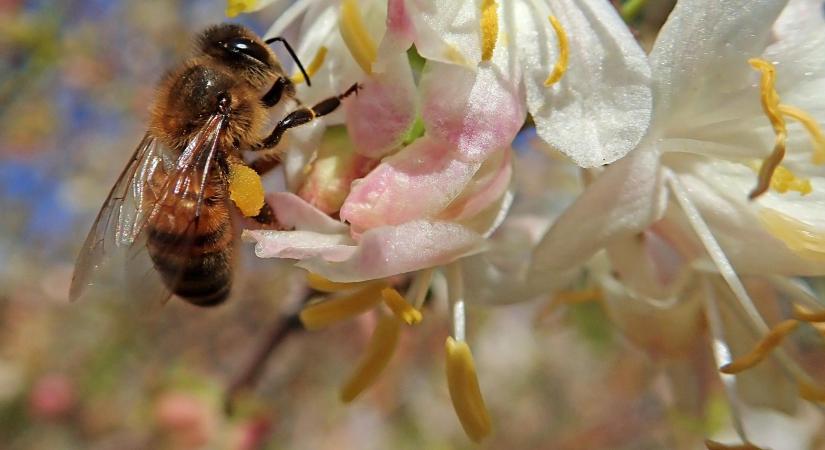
xmin=254 ymin=83 xmax=360 ymax=151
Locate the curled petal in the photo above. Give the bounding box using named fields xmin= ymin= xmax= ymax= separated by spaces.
xmin=345 ymin=53 xmax=418 ymax=159
xmin=341 ymin=136 xmax=480 ymax=231
xmin=396 ymin=1 xmax=481 ymax=67
xmin=513 ymin=0 xmax=651 ymax=167
xmin=266 ymin=192 xmax=348 ymax=234
xmin=301 ymin=221 xmax=487 ymax=282
xmin=247 ymin=218 xmax=487 ymax=283
xmin=438 ymin=148 xmax=512 ymax=223
xmin=421 ymin=62 xmax=525 ymax=163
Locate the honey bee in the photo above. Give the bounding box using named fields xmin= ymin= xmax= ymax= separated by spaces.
xmin=71 ymin=24 xmax=359 ymax=307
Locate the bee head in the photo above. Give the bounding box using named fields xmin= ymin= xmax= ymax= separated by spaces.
xmin=197 ymin=23 xmax=284 ymax=87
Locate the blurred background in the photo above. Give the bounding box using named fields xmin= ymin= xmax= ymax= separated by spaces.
xmin=1 ymin=0 xmax=822 ymax=449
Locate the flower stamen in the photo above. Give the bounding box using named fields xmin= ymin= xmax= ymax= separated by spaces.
xmin=798 ymin=378 xmax=825 ymax=402
xmin=381 ymin=288 xmax=423 ymax=325
xmin=719 ymin=319 xmax=799 ymax=374
xmin=228 ymin=162 xmax=265 ymax=217
xmin=748 ymin=58 xmax=825 ymax=198
xmin=290 ymin=46 xmax=328 ymax=85
xmin=299 ymin=282 xmax=386 ymax=330
xmin=445 ymin=337 xmax=492 ymax=443
xmin=340 ymin=314 xmax=401 ymax=402
xmin=544 ymin=16 xmax=569 ymax=86
xmin=339 ymin=0 xmax=376 ymax=74
xmin=306 ymin=272 xmax=374 ymax=293
xmin=792 ymin=304 xmax=825 ymax=322
xmin=779 ymin=104 xmax=825 ymax=164
xmin=479 ymin=0 xmax=498 ymax=62
xmin=748 ymin=58 xmax=787 ymax=199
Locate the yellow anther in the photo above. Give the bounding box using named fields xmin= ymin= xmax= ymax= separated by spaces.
xmin=792 ymin=304 xmax=825 ymax=323
xmin=759 ymin=210 xmax=825 ymax=261
xmin=290 ymin=46 xmax=328 ymax=85
xmin=340 ymin=314 xmax=400 ymax=402
xmin=719 ymin=319 xmax=799 ymax=374
xmin=798 ymin=379 xmax=825 ymax=402
xmin=299 ymin=282 xmax=386 ymax=330
xmin=445 ymin=337 xmax=492 ymax=443
xmin=306 ymin=272 xmax=374 ymax=293
xmin=479 ymin=0 xmax=498 ymax=62
xmin=225 ymin=0 xmax=256 ymax=17
xmin=753 ymin=164 xmax=812 ymax=195
xmin=339 ymin=0 xmax=376 ymax=74
xmin=228 ymin=163 xmax=265 ymax=217
xmin=544 ymin=16 xmax=569 ymax=86
xmin=780 ymin=104 xmax=825 ymax=165
xmin=381 ymin=288 xmax=423 ymax=325
xmin=749 ymin=58 xmax=787 ymax=199
xmin=704 ymin=440 xmax=766 ymax=450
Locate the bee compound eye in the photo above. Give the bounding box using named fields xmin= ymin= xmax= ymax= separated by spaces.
xmin=223 ymin=37 xmax=270 ymax=65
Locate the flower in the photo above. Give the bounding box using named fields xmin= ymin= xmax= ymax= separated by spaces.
xmin=233 ymin=0 xmax=653 ymax=442
xmin=527 ymin=0 xmax=825 ymax=446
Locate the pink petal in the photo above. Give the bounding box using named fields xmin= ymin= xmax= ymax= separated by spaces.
xmin=299 ymin=220 xmax=488 ymax=282
xmin=244 ymin=229 xmax=355 ymax=262
xmin=266 ymin=192 xmax=348 ymax=233
xmin=438 ymin=147 xmax=512 ymax=222
xmin=345 ymin=53 xmax=418 ymax=159
xmin=340 ymin=135 xmax=481 ymax=232
xmin=421 ymin=62 xmax=525 ymax=163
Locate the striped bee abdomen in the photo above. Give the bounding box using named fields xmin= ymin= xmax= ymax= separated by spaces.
xmin=147 ymin=189 xmax=235 ymax=307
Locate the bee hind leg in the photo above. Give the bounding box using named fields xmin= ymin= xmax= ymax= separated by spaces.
xmin=254 ymin=83 xmax=360 ymax=151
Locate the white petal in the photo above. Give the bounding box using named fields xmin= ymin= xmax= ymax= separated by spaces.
xmin=650 ymin=0 xmax=788 ymax=128
xmin=530 ymin=143 xmax=667 ymax=275
xmin=517 ymin=0 xmax=652 ymax=167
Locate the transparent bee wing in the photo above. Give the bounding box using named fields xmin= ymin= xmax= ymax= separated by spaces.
xmin=71 ymin=114 xmax=230 ymax=306
xmin=70 ymin=133 xmax=165 ymax=302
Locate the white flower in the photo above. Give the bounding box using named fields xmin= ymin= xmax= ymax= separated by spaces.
xmin=526 ymin=0 xmax=825 ymax=446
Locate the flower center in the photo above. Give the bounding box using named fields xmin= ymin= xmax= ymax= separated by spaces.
xmin=340 ymin=0 xmax=377 ymax=74
xmin=748 ymin=58 xmax=825 ymax=199
xmin=290 ymin=46 xmax=328 ymax=85
xmin=544 ymin=16 xmax=569 ymax=86
xmin=479 ymin=0 xmax=498 ymax=62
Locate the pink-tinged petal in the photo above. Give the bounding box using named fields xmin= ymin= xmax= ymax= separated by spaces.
xmin=530 ymin=144 xmax=667 ymax=276
xmin=297 ymin=221 xmax=488 ymax=282
xmin=244 ymin=229 xmax=356 ymax=262
xmin=266 ymin=192 xmax=348 ymax=234
xmin=516 ymin=0 xmax=652 ymax=168
xmin=438 ymin=148 xmax=512 ymax=222
xmin=421 ymin=62 xmax=525 ymax=163
xmin=346 ymin=53 xmax=418 ymax=159
xmin=340 ymin=136 xmax=481 ymax=231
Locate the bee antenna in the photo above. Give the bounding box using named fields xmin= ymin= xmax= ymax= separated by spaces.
xmin=264 ymin=36 xmax=312 ymax=87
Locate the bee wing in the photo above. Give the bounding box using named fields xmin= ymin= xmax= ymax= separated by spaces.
xmin=125 ymin=114 xmax=231 ymax=305
xmin=71 ymin=114 xmax=229 ymax=304
xmin=70 ymin=132 xmax=165 ymax=301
